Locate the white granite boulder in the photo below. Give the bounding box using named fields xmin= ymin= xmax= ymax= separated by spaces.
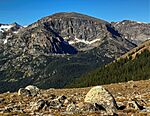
xmin=84 ymin=86 xmax=118 ymax=115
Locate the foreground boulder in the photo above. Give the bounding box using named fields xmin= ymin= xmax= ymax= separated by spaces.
xmin=18 ymin=85 xmax=39 ymax=96
xmin=18 ymin=88 xmax=31 ymax=96
xmin=25 ymin=85 xmax=39 ymax=96
xmin=84 ymin=86 xmax=118 ymax=115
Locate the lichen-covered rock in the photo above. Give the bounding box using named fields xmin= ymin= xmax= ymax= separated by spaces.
xmin=84 ymin=86 xmax=118 ymax=115
xmin=48 ymin=96 xmax=67 ymax=109
xmin=18 ymin=88 xmax=31 ymax=96
xmin=25 ymin=85 xmax=39 ymax=96
xmin=76 ymin=102 xmax=96 ymax=112
xmin=56 ymin=95 xmax=67 ymax=104
xmin=0 ymin=98 xmax=5 ymax=103
xmin=66 ymin=103 xmax=76 ymax=112
xmin=126 ymin=100 xmax=144 ymax=110
xmin=31 ymin=99 xmax=45 ymax=112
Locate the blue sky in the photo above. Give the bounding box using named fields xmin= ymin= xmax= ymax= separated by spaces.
xmin=0 ymin=0 xmax=149 ymax=25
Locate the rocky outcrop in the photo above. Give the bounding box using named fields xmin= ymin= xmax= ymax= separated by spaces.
xmin=119 ymin=40 xmax=150 ymax=59
xmin=112 ymin=20 xmax=150 ymax=45
xmin=18 ymin=88 xmax=31 ymax=96
xmin=25 ymin=85 xmax=40 ymax=96
xmin=18 ymin=85 xmax=39 ymax=96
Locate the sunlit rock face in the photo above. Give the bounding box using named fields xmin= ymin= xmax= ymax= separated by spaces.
xmin=111 ymin=20 xmax=150 ymax=45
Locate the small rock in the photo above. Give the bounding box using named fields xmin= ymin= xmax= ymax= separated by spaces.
xmin=49 ymin=94 xmax=56 ymax=100
xmin=31 ymin=99 xmax=45 ymax=111
xmin=126 ymin=100 xmax=144 ymax=110
xmin=141 ymin=107 xmax=150 ymax=112
xmin=48 ymin=99 xmax=63 ymax=109
xmin=46 ymin=95 xmax=67 ymax=109
xmin=25 ymin=85 xmax=39 ymax=96
xmin=57 ymin=95 xmax=67 ymax=104
xmin=64 ymin=99 xmax=69 ymax=105
xmin=0 ymin=108 xmax=11 ymax=113
xmin=117 ymin=102 xmax=126 ymax=110
xmin=66 ymin=103 xmax=76 ymax=112
xmin=0 ymin=98 xmax=5 ymax=103
xmin=84 ymin=86 xmax=118 ymax=115
xmin=76 ymin=102 xmax=96 ymax=112
xmin=134 ymin=98 xmax=147 ymax=107
xmin=4 ymin=105 xmax=14 ymax=113
xmin=18 ymin=88 xmax=31 ymax=96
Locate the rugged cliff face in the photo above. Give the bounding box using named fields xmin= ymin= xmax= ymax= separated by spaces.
xmin=2 ymin=12 xmax=136 ymax=55
xmin=112 ymin=20 xmax=150 ymax=45
xmin=0 ymin=12 xmax=149 ymax=93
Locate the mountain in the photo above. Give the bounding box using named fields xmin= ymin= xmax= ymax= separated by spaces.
xmin=112 ymin=20 xmax=150 ymax=45
xmin=67 ymin=40 xmax=150 ymax=88
xmin=0 ymin=22 xmax=22 ymax=33
xmin=0 ymin=23 xmax=23 ymax=44
xmin=1 ymin=12 xmax=136 ymax=55
xmin=0 ymin=12 xmax=149 ymax=93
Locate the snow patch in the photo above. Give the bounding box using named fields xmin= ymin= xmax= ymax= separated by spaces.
xmin=68 ymin=41 xmax=75 ymax=44
xmin=72 ymin=37 xmax=101 ymax=44
xmin=23 ymin=25 xmax=28 ymax=28
xmin=0 ymin=24 xmax=15 ymax=33
xmin=0 ymin=25 xmax=13 ymax=32
xmin=136 ymin=21 xmax=143 ymax=24
xmin=13 ymin=31 xmax=18 ymax=34
xmin=3 ymin=35 xmax=11 ymax=44
xmin=0 ymin=28 xmax=4 ymax=32
xmin=122 ymin=22 xmax=125 ymax=25
xmin=135 ymin=21 xmax=148 ymax=24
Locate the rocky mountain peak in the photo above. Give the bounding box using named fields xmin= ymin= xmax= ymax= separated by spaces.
xmin=22 ymin=12 xmax=135 ymax=53
xmin=0 ymin=23 xmax=23 ymax=45
xmin=0 ymin=22 xmax=22 ymax=32
xmin=39 ymin=12 xmax=109 ymax=24
xmin=112 ymin=20 xmax=150 ymax=45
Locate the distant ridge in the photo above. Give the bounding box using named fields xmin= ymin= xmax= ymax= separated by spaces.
xmin=120 ymin=40 xmax=150 ymax=59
